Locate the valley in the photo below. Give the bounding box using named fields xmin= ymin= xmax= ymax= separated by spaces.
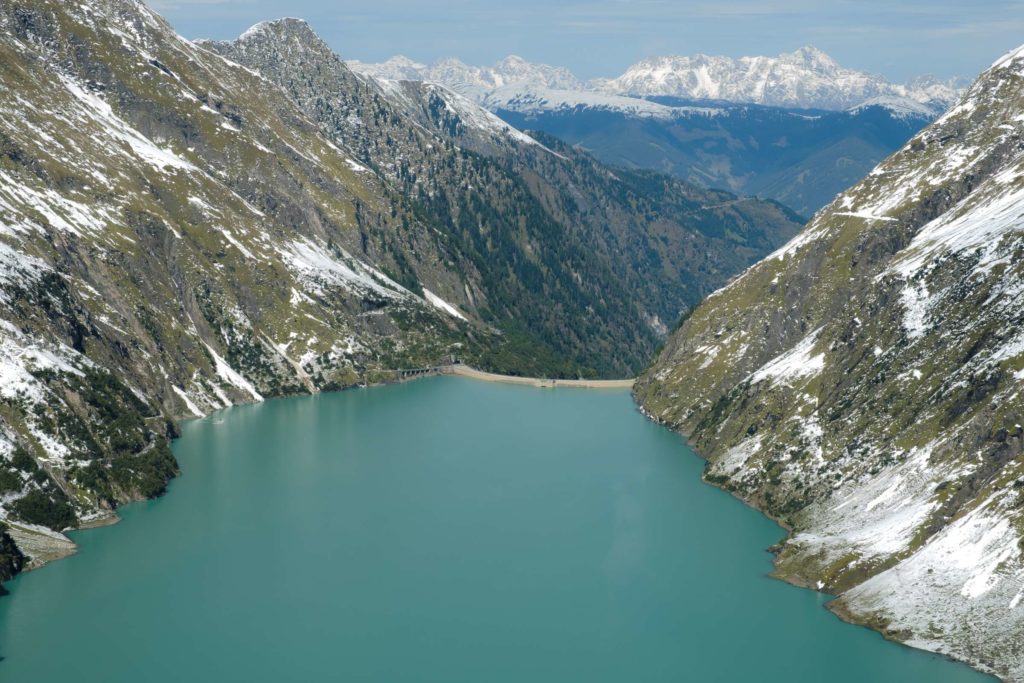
xmin=494 ymin=101 xmax=931 ymax=217
xmin=0 ymin=0 xmax=800 ymax=581
xmin=0 ymin=1 xmax=1021 ymax=681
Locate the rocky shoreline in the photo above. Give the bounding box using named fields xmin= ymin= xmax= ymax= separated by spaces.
xmin=633 ymin=402 xmax=1004 ymax=682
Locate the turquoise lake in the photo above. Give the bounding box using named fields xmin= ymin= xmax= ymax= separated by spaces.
xmin=0 ymin=377 xmax=994 ymax=681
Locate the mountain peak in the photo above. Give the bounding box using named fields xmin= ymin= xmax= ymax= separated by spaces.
xmin=991 ymin=41 xmax=1024 ymax=71
xmin=346 ymin=55 xmax=428 ymax=81
xmin=385 ymin=55 xmax=424 ymax=66
xmin=239 ymin=17 xmax=311 ymax=41
xmin=598 ymin=47 xmax=956 ymax=111
xmin=434 ymin=56 xmax=472 ymax=68
xmin=785 ymin=45 xmax=839 ymax=70
xmin=350 ymin=54 xmax=582 ymax=94
xmin=497 ymin=54 xmax=528 ymax=66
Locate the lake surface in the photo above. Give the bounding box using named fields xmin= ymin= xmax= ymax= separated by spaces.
xmin=0 ymin=377 xmax=993 ymax=682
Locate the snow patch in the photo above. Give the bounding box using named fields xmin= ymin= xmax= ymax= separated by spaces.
xmin=60 ymin=76 xmax=196 ymax=173
xmin=171 ymin=385 xmax=204 ymax=417
xmin=422 ymin=288 xmax=466 ymax=321
xmin=282 ymin=238 xmax=412 ymax=300
xmin=749 ymin=329 xmax=824 ymax=387
xmin=202 ymin=341 xmax=263 ymax=402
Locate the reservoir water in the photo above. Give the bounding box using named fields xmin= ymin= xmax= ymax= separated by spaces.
xmin=0 ymin=377 xmax=993 ymax=681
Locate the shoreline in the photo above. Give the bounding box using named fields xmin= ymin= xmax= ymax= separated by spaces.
xmin=634 ymin=406 xmax=1003 ymax=683
xmin=3 ymin=364 xmax=634 ymax=579
xmin=4 ymin=366 xmax=993 ymax=680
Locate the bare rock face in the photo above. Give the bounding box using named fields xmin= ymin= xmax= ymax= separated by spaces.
xmin=0 ymin=525 xmax=25 ymax=593
xmin=637 ymin=44 xmax=1024 ymax=681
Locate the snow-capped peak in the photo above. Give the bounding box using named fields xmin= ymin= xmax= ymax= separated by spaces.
xmin=239 ymin=17 xmax=309 ymax=41
xmin=783 ymin=45 xmax=840 ymax=71
xmin=346 ymin=55 xmax=429 ymax=81
xmin=596 ymin=47 xmax=956 ymax=112
xmin=990 ymin=42 xmax=1024 ymax=72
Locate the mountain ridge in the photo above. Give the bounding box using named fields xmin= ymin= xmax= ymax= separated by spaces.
xmin=496 ymin=100 xmax=934 ymax=217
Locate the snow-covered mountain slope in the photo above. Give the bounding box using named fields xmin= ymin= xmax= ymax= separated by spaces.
xmin=636 ymin=43 xmax=1024 ymax=681
xmin=847 ymin=95 xmax=936 ymax=119
xmin=350 ymin=47 xmax=963 ymax=116
xmin=480 ymin=84 xmax=721 ymax=119
xmin=598 ymin=47 xmax=962 ymax=113
xmin=377 ymin=80 xmax=548 ymax=152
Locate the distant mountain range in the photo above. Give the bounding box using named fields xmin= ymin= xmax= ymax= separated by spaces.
xmin=495 ymin=100 xmax=933 ymax=218
xmin=349 ymin=50 xmax=965 ymax=216
xmin=349 ymin=48 xmax=965 ymax=116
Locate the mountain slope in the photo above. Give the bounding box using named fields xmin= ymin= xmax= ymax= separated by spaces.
xmin=201 ymin=19 xmax=803 ymax=377
xmin=636 ymin=44 xmax=1024 ymax=681
xmin=0 ymin=0 xmax=540 ymax=571
xmin=497 ymin=101 xmax=931 ymax=216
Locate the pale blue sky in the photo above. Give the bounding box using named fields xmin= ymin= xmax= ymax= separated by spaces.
xmin=148 ymin=0 xmax=1024 ymax=82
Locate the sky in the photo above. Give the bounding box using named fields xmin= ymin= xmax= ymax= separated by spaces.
xmin=148 ymin=0 xmax=1024 ymax=82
